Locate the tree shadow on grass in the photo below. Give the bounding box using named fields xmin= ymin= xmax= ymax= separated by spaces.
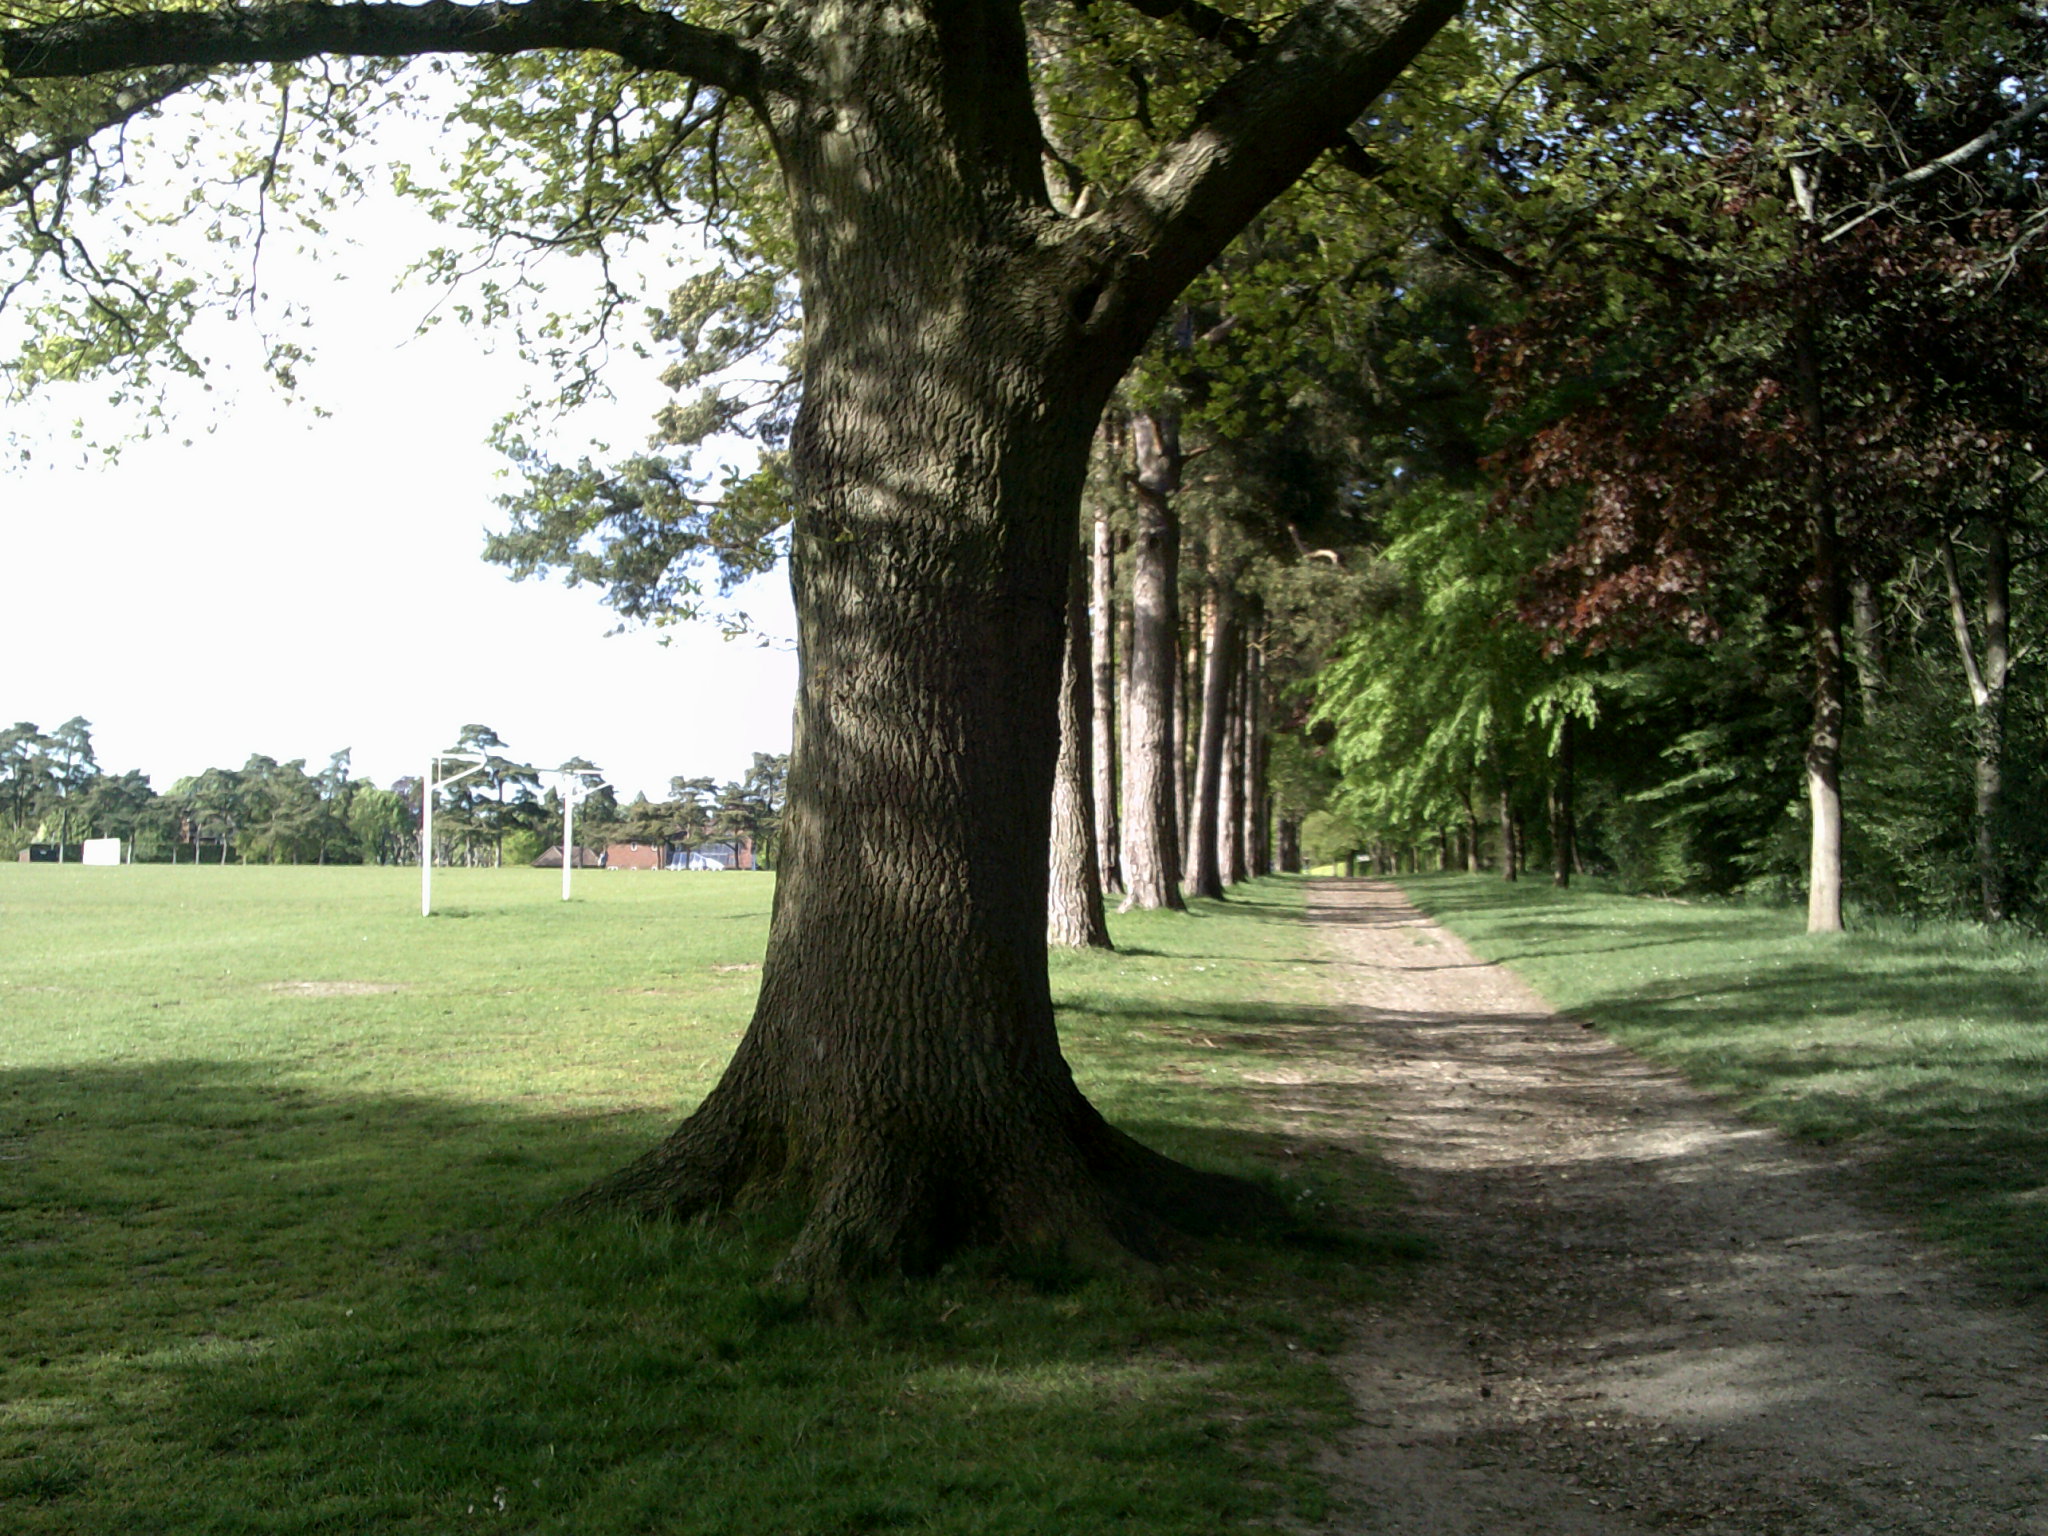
xmin=1567 ymin=960 xmax=2048 ymax=1301
xmin=0 ymin=1058 xmax=1410 ymax=1536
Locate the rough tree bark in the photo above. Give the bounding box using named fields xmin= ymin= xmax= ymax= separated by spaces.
xmin=1050 ymin=537 xmax=1114 ymax=948
xmin=1121 ymin=409 xmax=1188 ymax=911
xmin=3 ymin=0 xmax=1461 ymax=1290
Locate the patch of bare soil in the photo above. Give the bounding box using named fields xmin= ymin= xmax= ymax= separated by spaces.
xmin=266 ymin=980 xmax=402 ymax=997
xmin=1276 ymin=878 xmax=2048 ymax=1535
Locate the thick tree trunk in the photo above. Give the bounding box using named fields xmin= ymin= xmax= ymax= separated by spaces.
xmin=1120 ymin=411 xmax=1186 ymax=912
xmin=1090 ymin=499 xmax=1123 ymax=896
xmin=1050 ymin=538 xmax=1113 ymax=949
xmin=1277 ymin=816 xmax=1302 ymax=874
xmin=569 ymin=40 xmax=1262 ymax=1290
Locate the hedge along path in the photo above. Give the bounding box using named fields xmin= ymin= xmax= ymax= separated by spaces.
xmin=1278 ymin=878 xmax=2048 ymax=1535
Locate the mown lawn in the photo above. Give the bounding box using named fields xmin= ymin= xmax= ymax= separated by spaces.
xmin=1 ymin=865 xmax=1410 ymax=1535
xmin=1399 ymin=871 xmax=2048 ymax=1303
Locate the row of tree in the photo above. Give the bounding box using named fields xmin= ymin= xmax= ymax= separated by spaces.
xmin=0 ymin=718 xmax=789 ymax=870
xmin=1035 ymin=0 xmax=2048 ymax=937
xmin=1289 ymin=0 xmax=2048 ymax=931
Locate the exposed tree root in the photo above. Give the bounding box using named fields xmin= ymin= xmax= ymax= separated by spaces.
xmin=557 ymin=1081 xmax=1284 ymax=1303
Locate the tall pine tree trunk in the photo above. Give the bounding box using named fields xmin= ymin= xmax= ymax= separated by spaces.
xmin=1220 ymin=625 xmax=1249 ymax=886
xmin=1120 ymin=411 xmax=1186 ymax=911
xmin=1050 ymin=536 xmax=1113 ymax=949
xmin=1186 ymin=574 xmax=1238 ymax=899
xmin=1090 ymin=498 xmax=1123 ymax=896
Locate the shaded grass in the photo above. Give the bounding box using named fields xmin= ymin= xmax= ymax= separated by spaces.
xmin=1 ymin=867 xmax=1410 ymax=1534
xmin=1399 ymin=871 xmax=2048 ymax=1303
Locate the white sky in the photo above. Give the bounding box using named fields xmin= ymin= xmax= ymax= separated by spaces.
xmin=2 ymin=145 xmax=798 ymax=803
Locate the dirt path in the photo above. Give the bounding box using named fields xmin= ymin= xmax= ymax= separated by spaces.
xmin=1276 ymin=879 xmax=2048 ymax=1535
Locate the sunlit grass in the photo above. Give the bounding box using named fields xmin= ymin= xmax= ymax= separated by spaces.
xmin=1401 ymin=871 xmax=2048 ymax=1302
xmin=1 ymin=866 xmax=1409 ymax=1534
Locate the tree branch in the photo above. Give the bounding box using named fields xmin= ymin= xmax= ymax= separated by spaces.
xmin=1 ymin=66 xmax=204 ymax=197
xmin=1085 ymin=0 xmax=1461 ymax=336
xmin=1939 ymin=525 xmax=1990 ymax=711
xmin=1825 ymin=88 xmax=2048 ymax=243
xmin=1 ymin=0 xmax=772 ymax=106
xmin=1102 ymin=0 xmax=1391 ymax=180
xmin=1103 ymin=0 xmax=1264 ymax=61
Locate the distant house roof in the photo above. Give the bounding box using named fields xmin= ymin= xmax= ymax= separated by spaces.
xmin=604 ymin=841 xmax=665 ymax=871
xmin=533 ymin=845 xmax=604 ymax=869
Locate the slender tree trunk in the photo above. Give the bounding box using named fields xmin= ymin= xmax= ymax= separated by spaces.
xmin=1181 ymin=580 xmax=1208 ymax=881
xmin=1116 ymin=576 xmax=1134 ymax=859
xmin=1499 ymin=780 xmax=1518 ymax=881
xmin=1120 ymin=411 xmax=1186 ymax=912
xmin=1089 ymin=499 xmax=1123 ymax=896
xmin=1050 ymin=538 xmax=1113 ymax=949
xmin=1850 ymin=571 xmax=1886 ymax=720
xmin=1219 ymin=621 xmax=1248 ymax=887
xmin=1175 ymin=594 xmax=1196 ymax=872
xmin=1236 ymin=617 xmax=1262 ymax=881
xmin=1550 ymin=714 xmax=1576 ymax=889
xmin=1463 ymin=788 xmax=1482 ymax=874
xmin=1796 ymin=321 xmax=1846 ymax=934
xmin=1186 ymin=574 xmax=1238 ymax=900
xmin=1941 ymin=520 xmax=2012 ymax=922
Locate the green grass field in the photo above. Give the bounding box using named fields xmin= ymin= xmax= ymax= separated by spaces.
xmin=1400 ymin=872 xmax=2048 ymax=1303
xmin=1 ymin=866 xmax=1411 ymax=1535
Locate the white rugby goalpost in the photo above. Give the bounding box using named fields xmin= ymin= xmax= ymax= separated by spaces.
xmin=420 ymin=754 xmax=610 ymax=913
xmin=420 ymin=751 xmax=488 ymax=917
xmin=551 ymin=768 xmax=608 ymax=902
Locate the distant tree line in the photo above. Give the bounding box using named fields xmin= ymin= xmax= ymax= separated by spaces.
xmin=0 ymin=718 xmax=788 ymax=870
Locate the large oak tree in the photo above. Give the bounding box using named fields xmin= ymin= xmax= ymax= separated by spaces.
xmin=1 ymin=0 xmax=1458 ymax=1291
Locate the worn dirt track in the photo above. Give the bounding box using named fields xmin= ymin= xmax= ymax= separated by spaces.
xmin=1271 ymin=878 xmax=2048 ymax=1536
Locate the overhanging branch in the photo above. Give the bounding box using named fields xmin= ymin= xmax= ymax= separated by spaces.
xmin=1825 ymin=88 xmax=2048 ymax=243
xmin=1088 ymin=0 xmax=1461 ymax=330
xmin=1 ymin=0 xmax=771 ymax=106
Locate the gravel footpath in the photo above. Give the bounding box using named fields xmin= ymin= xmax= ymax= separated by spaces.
xmin=1270 ymin=878 xmax=2048 ymax=1536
